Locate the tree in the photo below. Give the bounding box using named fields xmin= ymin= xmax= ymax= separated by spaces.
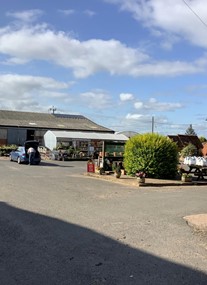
xmin=123 ymin=133 xmax=179 ymax=179
xmin=199 ymin=136 xmax=207 ymax=143
xmin=180 ymin=143 xmax=197 ymax=157
xmin=185 ymin=124 xmax=197 ymax=136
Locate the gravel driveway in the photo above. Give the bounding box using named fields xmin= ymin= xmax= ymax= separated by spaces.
xmin=0 ymin=159 xmax=207 ymax=284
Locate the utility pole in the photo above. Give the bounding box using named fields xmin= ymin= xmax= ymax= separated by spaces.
xmin=152 ymin=116 xmax=154 ymax=133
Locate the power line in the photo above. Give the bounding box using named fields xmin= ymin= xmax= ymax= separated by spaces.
xmin=182 ymin=0 xmax=207 ymax=29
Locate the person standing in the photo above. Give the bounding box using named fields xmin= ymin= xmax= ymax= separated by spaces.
xmin=27 ymin=147 xmax=36 ymax=165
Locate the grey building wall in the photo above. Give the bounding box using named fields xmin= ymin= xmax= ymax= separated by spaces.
xmin=7 ymin=128 xmax=27 ymax=145
xmin=35 ymin=129 xmax=47 ymax=145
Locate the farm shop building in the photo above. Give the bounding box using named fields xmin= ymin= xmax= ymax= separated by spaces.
xmin=0 ymin=110 xmax=114 ymax=146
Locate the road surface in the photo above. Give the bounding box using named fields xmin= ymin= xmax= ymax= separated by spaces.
xmin=0 ymin=159 xmax=207 ymax=284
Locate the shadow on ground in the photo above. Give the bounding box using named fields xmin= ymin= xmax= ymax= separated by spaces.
xmin=0 ymin=202 xmax=206 ymax=285
xmin=39 ymin=161 xmax=75 ymax=168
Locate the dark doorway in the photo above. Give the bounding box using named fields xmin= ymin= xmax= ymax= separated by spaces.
xmin=27 ymin=130 xmax=35 ymax=140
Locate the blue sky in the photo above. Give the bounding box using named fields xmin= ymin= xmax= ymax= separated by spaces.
xmin=1 ymin=0 xmax=207 ymax=136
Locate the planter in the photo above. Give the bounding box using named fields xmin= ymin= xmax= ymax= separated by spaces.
xmin=181 ymin=176 xmax=192 ymax=182
xmin=114 ymin=171 xmax=121 ymax=178
xmin=121 ymin=169 xmax=126 ymax=175
xmin=137 ymin=177 xmax=145 ymax=185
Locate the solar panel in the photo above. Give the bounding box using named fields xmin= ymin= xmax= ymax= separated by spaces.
xmin=53 ymin=114 xmax=85 ymax=119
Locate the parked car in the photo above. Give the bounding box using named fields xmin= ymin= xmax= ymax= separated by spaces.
xmin=10 ymin=140 xmax=41 ymax=164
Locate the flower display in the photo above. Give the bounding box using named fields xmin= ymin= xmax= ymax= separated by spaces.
xmin=135 ymin=171 xmax=146 ymax=178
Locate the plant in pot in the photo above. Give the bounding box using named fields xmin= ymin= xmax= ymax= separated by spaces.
xmin=181 ymin=173 xmax=193 ymax=182
xmin=136 ymin=171 xmax=146 ymax=184
xmin=113 ymin=162 xmax=122 ymax=178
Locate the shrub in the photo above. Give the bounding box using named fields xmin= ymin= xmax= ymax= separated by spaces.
xmin=123 ymin=133 xmax=179 ymax=179
xmin=0 ymin=144 xmax=17 ymax=156
xmin=180 ymin=143 xmax=197 ymax=157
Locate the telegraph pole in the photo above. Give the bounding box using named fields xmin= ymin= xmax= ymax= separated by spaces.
xmin=152 ymin=116 xmax=154 ymax=133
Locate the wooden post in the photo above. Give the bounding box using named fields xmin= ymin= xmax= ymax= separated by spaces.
xmin=102 ymin=141 xmax=105 ymax=169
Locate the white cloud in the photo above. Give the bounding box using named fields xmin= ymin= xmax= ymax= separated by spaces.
xmin=0 ymin=74 xmax=68 ymax=91
xmin=0 ymin=24 xmax=206 ymax=78
xmin=80 ymin=90 xmax=112 ymax=109
xmin=105 ymin=0 xmax=207 ymax=49
xmin=0 ymin=25 xmax=148 ymax=77
xmin=58 ymin=9 xmax=75 ymax=16
xmin=126 ymin=113 xmax=144 ymax=120
xmin=83 ymin=10 xmax=96 ymax=17
xmin=124 ymin=112 xmax=174 ymax=134
xmin=134 ymin=97 xmax=183 ymax=112
xmin=120 ymin=93 xmax=134 ymax=101
xmin=125 ymin=113 xmax=156 ymax=132
xmin=6 ymin=10 xmax=43 ymax=23
xmin=0 ymin=74 xmax=70 ymax=111
xmin=134 ymin=101 xmax=143 ymax=109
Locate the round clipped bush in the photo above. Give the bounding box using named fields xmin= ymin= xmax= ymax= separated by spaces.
xmin=123 ymin=133 xmax=179 ymax=179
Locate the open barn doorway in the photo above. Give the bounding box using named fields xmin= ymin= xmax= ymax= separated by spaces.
xmin=27 ymin=130 xmax=35 ymax=140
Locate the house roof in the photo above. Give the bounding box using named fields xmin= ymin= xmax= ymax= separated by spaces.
xmin=0 ymin=110 xmax=113 ymax=133
xmin=168 ymin=134 xmax=203 ymax=149
xmin=46 ymin=130 xmax=128 ymax=141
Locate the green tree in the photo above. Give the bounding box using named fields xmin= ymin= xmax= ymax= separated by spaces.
xmin=185 ymin=124 xmax=197 ymax=135
xmin=180 ymin=143 xmax=197 ymax=157
xmin=199 ymin=136 xmax=207 ymax=143
xmin=123 ymin=133 xmax=179 ymax=179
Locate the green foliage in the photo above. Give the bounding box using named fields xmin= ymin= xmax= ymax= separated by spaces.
xmin=123 ymin=133 xmax=179 ymax=179
xmin=55 ymin=144 xmax=75 ymax=153
xmin=199 ymin=136 xmax=207 ymax=143
xmin=56 ymin=142 xmax=65 ymax=150
xmin=185 ymin=124 xmax=197 ymax=136
xmin=180 ymin=143 xmax=197 ymax=157
xmin=182 ymin=173 xmax=192 ymax=178
xmin=0 ymin=144 xmax=17 ymax=156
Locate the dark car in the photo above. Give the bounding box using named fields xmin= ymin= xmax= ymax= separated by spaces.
xmin=10 ymin=140 xmax=41 ymax=164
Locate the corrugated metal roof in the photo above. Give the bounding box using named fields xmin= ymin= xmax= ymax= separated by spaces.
xmin=49 ymin=130 xmax=129 ymax=141
xmin=0 ymin=110 xmax=113 ymax=132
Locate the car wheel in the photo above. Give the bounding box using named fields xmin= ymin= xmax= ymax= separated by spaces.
xmin=17 ymin=157 xmax=21 ymax=164
xmin=9 ymin=155 xmax=13 ymax=161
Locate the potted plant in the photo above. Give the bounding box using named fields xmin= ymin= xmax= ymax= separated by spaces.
xmin=113 ymin=162 xmax=122 ymax=178
xmin=136 ymin=171 xmax=146 ymax=184
xmin=181 ymin=173 xmax=193 ymax=182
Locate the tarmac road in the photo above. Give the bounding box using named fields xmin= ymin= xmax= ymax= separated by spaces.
xmin=0 ymin=159 xmax=207 ymax=285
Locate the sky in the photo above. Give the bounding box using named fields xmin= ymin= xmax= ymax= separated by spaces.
xmin=1 ymin=0 xmax=207 ymax=136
